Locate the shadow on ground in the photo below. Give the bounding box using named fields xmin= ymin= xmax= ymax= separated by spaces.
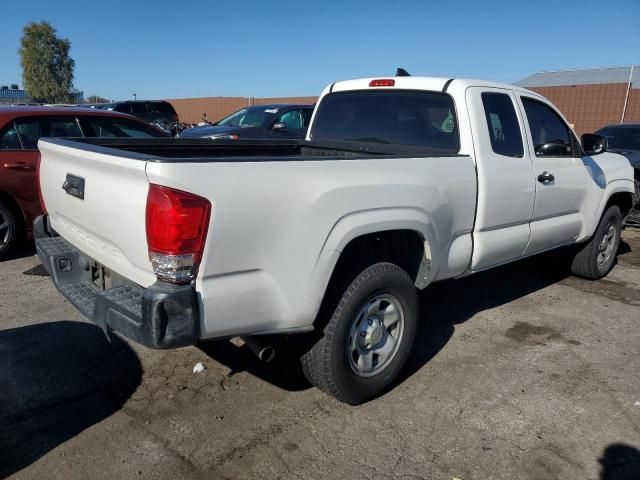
xmin=0 ymin=243 xmax=36 ymax=262
xmin=600 ymin=443 xmax=640 ymax=480
xmin=0 ymin=321 xmax=142 ymax=479
xmin=199 ymin=248 xmax=594 ymax=393
xmin=199 ymin=337 xmax=310 ymax=392
xmin=202 ymin=236 xmax=638 ymax=395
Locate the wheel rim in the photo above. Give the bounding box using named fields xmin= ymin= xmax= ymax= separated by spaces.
xmin=347 ymin=293 xmax=405 ymax=377
xmin=0 ymin=209 xmax=11 ymax=249
xmin=597 ymin=221 xmax=617 ymax=266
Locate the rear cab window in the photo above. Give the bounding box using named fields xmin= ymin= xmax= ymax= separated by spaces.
xmin=309 ymin=90 xmax=459 ymax=152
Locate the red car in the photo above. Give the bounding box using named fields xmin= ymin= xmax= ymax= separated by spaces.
xmin=0 ymin=106 xmax=167 ymax=258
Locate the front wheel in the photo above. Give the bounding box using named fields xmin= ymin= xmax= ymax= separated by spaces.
xmin=301 ymin=262 xmax=418 ymax=404
xmin=570 ymin=205 xmax=622 ymax=279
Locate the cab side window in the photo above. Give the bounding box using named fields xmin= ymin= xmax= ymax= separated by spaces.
xmin=521 ymin=97 xmax=574 ymax=157
xmin=0 ymin=124 xmax=21 ymax=149
xmin=48 ymin=119 xmax=82 ymax=138
xmin=14 ymin=117 xmax=82 ymax=149
xmin=14 ymin=119 xmax=41 ymax=149
xmin=275 ymin=110 xmax=304 ymax=129
xmin=130 ymin=103 xmax=147 ymax=115
xmin=481 ymin=92 xmax=524 ymax=157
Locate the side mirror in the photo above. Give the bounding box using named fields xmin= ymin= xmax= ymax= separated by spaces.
xmin=535 ymin=140 xmax=571 ymax=156
xmin=581 ymin=133 xmax=607 ymax=156
xmin=272 ymin=123 xmax=287 ymax=131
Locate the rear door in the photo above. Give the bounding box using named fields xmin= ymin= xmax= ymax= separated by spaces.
xmin=518 ymin=96 xmax=590 ymax=255
xmin=467 ymin=87 xmax=536 ymax=270
xmin=0 ymin=120 xmax=40 ymax=228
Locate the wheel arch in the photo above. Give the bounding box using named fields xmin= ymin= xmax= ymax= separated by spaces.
xmin=586 ymin=179 xmax=635 ymax=237
xmin=306 ymin=208 xmax=439 ymax=328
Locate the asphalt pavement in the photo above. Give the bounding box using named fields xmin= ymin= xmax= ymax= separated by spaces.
xmin=2 ymin=231 xmax=640 ymax=480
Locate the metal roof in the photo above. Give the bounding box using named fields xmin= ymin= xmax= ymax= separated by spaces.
xmin=515 ymin=65 xmax=639 ymax=89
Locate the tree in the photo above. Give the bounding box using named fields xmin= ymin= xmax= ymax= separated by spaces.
xmin=19 ymin=21 xmax=75 ymax=103
xmin=86 ymin=95 xmax=110 ymax=104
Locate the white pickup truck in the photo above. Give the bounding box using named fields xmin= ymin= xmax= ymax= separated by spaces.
xmin=36 ymin=75 xmax=635 ymax=404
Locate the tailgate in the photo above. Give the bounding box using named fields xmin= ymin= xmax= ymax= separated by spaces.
xmin=38 ymin=139 xmax=156 ymax=287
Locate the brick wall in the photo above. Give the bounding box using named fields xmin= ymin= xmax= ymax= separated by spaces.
xmin=528 ymin=83 xmax=640 ymax=135
xmin=167 ymin=96 xmax=318 ymax=124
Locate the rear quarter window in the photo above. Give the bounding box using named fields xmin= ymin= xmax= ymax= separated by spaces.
xmin=310 ymin=90 xmax=459 ymax=152
xmin=481 ymin=92 xmax=524 ymax=157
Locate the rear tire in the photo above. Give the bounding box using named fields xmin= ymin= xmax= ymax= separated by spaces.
xmin=301 ymin=262 xmax=418 ymax=404
xmin=570 ymin=205 xmax=622 ymax=279
xmin=0 ymin=200 xmax=19 ymax=260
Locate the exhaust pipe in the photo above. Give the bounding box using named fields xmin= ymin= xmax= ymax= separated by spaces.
xmin=241 ymin=336 xmax=276 ymax=363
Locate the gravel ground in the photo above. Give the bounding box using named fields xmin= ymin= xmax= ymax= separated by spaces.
xmin=1 ymin=230 xmax=640 ymax=480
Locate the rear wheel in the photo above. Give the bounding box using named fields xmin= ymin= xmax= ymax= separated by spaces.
xmin=301 ymin=262 xmax=418 ymax=404
xmin=570 ymin=205 xmax=622 ymax=279
xmin=0 ymin=200 xmax=19 ymax=259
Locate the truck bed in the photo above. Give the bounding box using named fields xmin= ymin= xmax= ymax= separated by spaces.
xmin=47 ymin=137 xmax=466 ymax=161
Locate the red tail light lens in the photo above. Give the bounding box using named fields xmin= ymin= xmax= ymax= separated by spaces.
xmin=36 ymin=154 xmax=47 ymax=214
xmin=146 ymin=184 xmax=212 ymax=283
xmin=369 ymin=79 xmax=395 ymax=87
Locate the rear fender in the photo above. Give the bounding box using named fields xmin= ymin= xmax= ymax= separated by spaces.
xmin=308 ymin=207 xmax=440 ymax=313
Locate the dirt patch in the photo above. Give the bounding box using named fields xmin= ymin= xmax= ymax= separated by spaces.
xmin=505 ymin=321 xmax=562 ymax=346
xmin=559 ymin=277 xmax=640 ymax=306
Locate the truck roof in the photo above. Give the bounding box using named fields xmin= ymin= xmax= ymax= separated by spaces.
xmin=330 ymin=76 xmax=538 ymax=96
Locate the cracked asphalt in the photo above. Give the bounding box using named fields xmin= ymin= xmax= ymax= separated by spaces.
xmin=1 ymin=230 xmax=640 ymax=480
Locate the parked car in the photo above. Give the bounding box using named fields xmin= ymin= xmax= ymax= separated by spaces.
xmin=180 ymin=104 xmax=314 ymax=140
xmin=99 ymin=100 xmax=179 ymax=135
xmin=0 ymin=106 xmax=168 ymax=258
xmin=36 ymin=75 xmax=634 ymax=404
xmin=595 ymin=123 xmax=640 ymax=222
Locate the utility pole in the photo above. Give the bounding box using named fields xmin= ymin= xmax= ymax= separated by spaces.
xmin=621 ymin=65 xmax=634 ymax=124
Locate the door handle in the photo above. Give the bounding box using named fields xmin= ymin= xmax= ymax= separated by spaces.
xmin=537 ymin=171 xmax=555 ymax=184
xmin=3 ymin=162 xmax=35 ymax=171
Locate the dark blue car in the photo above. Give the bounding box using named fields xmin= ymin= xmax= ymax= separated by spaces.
xmin=180 ymin=104 xmax=314 ymax=140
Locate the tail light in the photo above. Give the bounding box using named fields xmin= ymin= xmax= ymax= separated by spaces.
xmin=145 ymin=184 xmax=212 ymax=284
xmin=36 ymin=154 xmax=47 ymax=214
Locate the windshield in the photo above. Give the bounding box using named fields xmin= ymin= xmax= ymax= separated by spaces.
xmin=216 ymin=107 xmax=276 ymax=128
xmin=310 ymin=90 xmax=459 ymax=151
xmin=596 ymin=126 xmax=640 ymax=150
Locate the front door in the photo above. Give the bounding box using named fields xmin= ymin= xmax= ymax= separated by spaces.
xmin=518 ymin=96 xmax=591 ymax=255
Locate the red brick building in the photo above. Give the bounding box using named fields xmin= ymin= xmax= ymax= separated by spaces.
xmin=516 ymin=66 xmax=639 ymax=134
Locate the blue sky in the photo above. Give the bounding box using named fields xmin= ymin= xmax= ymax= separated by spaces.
xmin=1 ymin=0 xmax=638 ymax=101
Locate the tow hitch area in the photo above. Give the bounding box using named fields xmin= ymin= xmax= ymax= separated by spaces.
xmin=34 ymin=215 xmax=200 ymax=349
